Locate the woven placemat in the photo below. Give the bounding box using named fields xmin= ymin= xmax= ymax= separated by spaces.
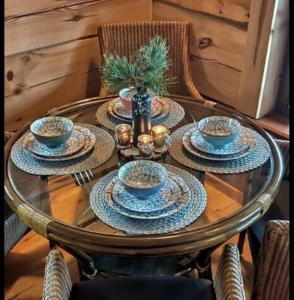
xmin=90 ymin=164 xmax=207 ymax=235
xmin=96 ymin=97 xmax=185 ymax=131
xmin=169 ymin=124 xmax=271 ymax=174
xmin=10 ymin=124 xmax=115 ymax=176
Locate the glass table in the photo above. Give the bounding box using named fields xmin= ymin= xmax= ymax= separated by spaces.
xmin=4 ymin=95 xmax=283 ymax=279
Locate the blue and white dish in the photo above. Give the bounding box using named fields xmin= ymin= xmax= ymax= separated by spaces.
xmin=197 ymin=116 xmax=241 ymax=147
xmin=112 ymin=173 xmax=180 ymax=212
xmin=104 ymin=174 xmax=190 ymax=220
xmin=89 ymin=164 xmax=207 ymax=235
xmin=23 ymin=126 xmax=96 ymax=162
xmin=183 ymin=127 xmax=255 ymax=161
xmin=118 ymin=160 xmax=168 ymax=197
xmin=30 ymin=116 xmax=74 ymax=147
xmin=190 ymin=127 xmax=255 ymax=156
xmin=23 ymin=128 xmax=85 ymax=158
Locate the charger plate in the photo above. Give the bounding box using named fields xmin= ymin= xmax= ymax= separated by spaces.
xmin=104 ymin=174 xmax=190 ymax=220
xmin=112 ymin=173 xmax=180 ymax=212
xmin=23 ymin=127 xmax=85 ymax=158
xmin=96 ymin=97 xmax=185 ymax=131
xmin=169 ymin=124 xmax=270 ymax=174
xmin=10 ymin=124 xmax=115 ymax=176
xmin=190 ymin=127 xmax=255 ymax=156
xmin=89 ymin=164 xmax=207 ymax=235
xmin=183 ymin=128 xmax=256 ymax=162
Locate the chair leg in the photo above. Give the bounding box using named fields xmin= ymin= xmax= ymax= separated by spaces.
xmin=237 ymin=230 xmax=247 ymax=255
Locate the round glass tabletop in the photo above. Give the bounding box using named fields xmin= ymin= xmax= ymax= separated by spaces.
xmin=4 ymin=95 xmax=283 ymax=256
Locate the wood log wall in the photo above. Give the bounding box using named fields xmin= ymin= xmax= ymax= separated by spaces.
xmin=5 ymin=0 xmax=282 ymax=130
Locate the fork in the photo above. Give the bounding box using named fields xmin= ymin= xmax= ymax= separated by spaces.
xmin=71 ymin=169 xmax=94 ymax=186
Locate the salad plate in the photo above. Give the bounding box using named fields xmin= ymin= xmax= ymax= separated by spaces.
xmin=104 ymin=174 xmax=190 ymax=220
xmin=190 ymin=127 xmax=255 ymax=156
xmin=23 ymin=128 xmax=85 ymax=158
xmin=183 ymin=128 xmax=256 ymax=161
xmin=25 ymin=126 xmax=96 ymax=162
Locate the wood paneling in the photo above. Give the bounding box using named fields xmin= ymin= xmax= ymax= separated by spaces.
xmin=157 ymin=0 xmax=250 ymax=23
xmin=5 ymin=37 xmax=100 ymax=97
xmin=5 ymin=0 xmax=152 ymax=56
xmin=5 ymin=70 xmax=100 ymax=131
xmin=153 ymin=1 xmax=247 ymax=70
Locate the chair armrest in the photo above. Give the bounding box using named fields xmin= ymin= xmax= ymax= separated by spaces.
xmin=42 ymin=250 xmax=72 ymax=300
xmin=214 ymin=243 xmax=246 ymax=300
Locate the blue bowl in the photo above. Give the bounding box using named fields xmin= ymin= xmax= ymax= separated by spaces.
xmin=197 ymin=116 xmax=241 ymax=148
xmin=118 ymin=160 xmax=168 ymax=197
xmin=30 ymin=117 xmax=74 ymax=148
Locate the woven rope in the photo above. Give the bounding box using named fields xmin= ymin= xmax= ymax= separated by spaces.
xmin=98 ymin=21 xmax=203 ymax=101
xmin=254 ymin=220 xmax=289 ymax=300
xmin=275 ymin=139 xmax=289 ymax=180
xmin=42 ymin=250 xmax=72 ymax=300
xmin=214 ymin=243 xmax=246 ymax=300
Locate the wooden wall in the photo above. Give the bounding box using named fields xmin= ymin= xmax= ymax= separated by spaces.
xmin=5 ymin=0 xmax=152 ymax=131
xmin=5 ymin=0 xmax=283 ymax=130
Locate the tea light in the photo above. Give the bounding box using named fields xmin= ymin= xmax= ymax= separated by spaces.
xmin=151 ymin=125 xmax=169 ymax=147
xmin=115 ymin=124 xmax=132 ymax=146
xmin=137 ymin=134 xmax=154 ymax=156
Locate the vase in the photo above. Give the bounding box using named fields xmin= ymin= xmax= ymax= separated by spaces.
xmin=132 ymin=88 xmax=152 ymax=146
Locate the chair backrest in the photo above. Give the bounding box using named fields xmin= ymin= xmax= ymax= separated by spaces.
xmin=253 ymin=220 xmax=289 ymax=300
xmin=98 ymin=21 xmax=193 ymax=96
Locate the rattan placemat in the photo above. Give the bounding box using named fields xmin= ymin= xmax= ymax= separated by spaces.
xmin=90 ymin=164 xmax=207 ymax=235
xmin=96 ymin=97 xmax=185 ymax=131
xmin=169 ymin=124 xmax=271 ymax=174
xmin=10 ymin=124 xmax=115 ymax=176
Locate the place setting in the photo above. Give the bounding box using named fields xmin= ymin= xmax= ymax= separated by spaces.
xmin=169 ymin=116 xmax=271 ymax=173
xmin=10 ymin=116 xmax=115 ymax=176
xmin=90 ymin=160 xmax=207 ymax=235
xmin=96 ymin=87 xmax=185 ymax=131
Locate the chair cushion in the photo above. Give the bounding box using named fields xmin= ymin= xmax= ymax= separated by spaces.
xmin=69 ymin=276 xmax=215 ymax=300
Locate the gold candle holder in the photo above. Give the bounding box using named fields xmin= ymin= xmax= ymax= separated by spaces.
xmin=137 ymin=134 xmax=154 ymax=156
xmin=115 ymin=124 xmax=132 ymax=146
xmin=151 ymin=125 xmax=170 ymax=147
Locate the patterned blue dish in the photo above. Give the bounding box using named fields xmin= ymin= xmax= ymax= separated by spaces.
xmin=30 ymin=117 xmax=74 ymax=147
xmin=89 ymin=165 xmax=207 ymax=235
xmin=197 ymin=116 xmax=241 ymax=147
xmin=104 ymin=174 xmax=190 ymax=220
xmin=189 ymin=127 xmax=255 ymax=156
xmin=112 ymin=173 xmax=180 ymax=212
xmin=118 ymin=160 xmax=168 ymax=197
xmin=23 ymin=127 xmax=85 ymax=158
xmin=183 ymin=128 xmax=255 ymax=161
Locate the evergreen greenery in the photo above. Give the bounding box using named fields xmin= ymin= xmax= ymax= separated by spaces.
xmin=101 ymin=35 xmax=176 ymax=96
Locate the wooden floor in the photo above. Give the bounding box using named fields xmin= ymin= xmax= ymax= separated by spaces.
xmin=4 ymin=181 xmax=254 ymax=300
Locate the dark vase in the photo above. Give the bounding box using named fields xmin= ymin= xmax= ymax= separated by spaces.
xmin=132 ymin=88 xmax=152 ymax=146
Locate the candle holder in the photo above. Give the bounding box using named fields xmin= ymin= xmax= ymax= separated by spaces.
xmin=151 ymin=125 xmax=171 ymax=148
xmin=137 ymin=134 xmax=154 ymax=157
xmin=115 ymin=124 xmax=132 ymax=148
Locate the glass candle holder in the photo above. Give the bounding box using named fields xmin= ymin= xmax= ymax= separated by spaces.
xmin=151 ymin=125 xmax=170 ymax=147
xmin=137 ymin=134 xmax=154 ymax=156
xmin=115 ymin=124 xmax=132 ymax=146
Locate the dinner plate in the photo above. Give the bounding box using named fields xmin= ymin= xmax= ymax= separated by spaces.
xmin=23 ymin=128 xmax=85 ymax=158
xmin=104 ymin=173 xmax=190 ymax=220
xmin=190 ymin=127 xmax=254 ymax=156
xmin=113 ymin=98 xmax=162 ymax=119
xmin=25 ymin=126 xmax=96 ymax=162
xmin=107 ymin=96 xmax=170 ymax=123
xmin=182 ymin=128 xmax=256 ymax=161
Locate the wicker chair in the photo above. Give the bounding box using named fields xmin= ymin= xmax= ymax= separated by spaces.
xmin=42 ymin=244 xmax=245 ymax=300
xmin=238 ymin=139 xmax=289 ymax=264
xmin=97 ymin=21 xmax=203 ymax=101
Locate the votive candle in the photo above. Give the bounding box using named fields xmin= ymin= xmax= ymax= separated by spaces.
xmin=115 ymin=124 xmax=132 ymax=146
